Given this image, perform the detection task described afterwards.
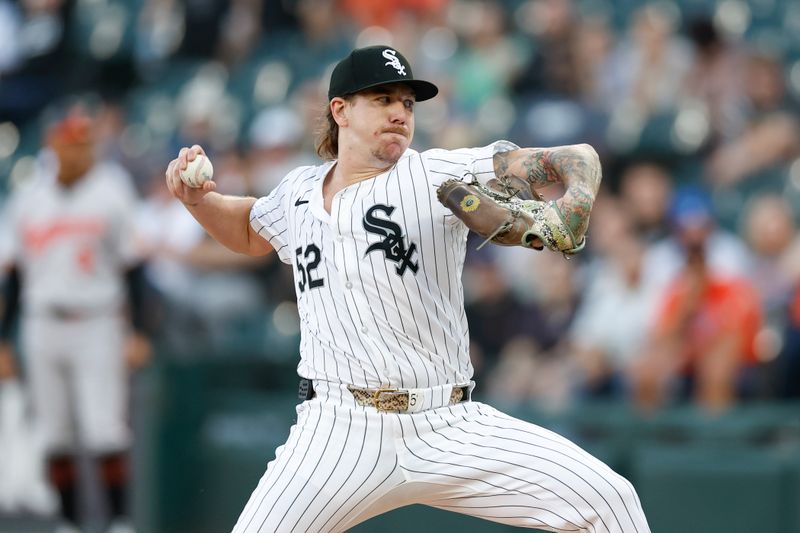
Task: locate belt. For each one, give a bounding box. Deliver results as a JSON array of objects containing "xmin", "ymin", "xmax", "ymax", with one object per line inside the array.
[
  {"xmin": 43, "ymin": 306, "xmax": 111, "ymax": 321},
  {"xmin": 348, "ymin": 384, "xmax": 471, "ymax": 412},
  {"xmin": 298, "ymin": 379, "xmax": 473, "ymax": 413}
]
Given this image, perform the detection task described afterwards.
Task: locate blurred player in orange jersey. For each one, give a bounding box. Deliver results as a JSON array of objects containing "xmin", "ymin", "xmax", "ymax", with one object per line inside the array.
[{"xmin": 0, "ymin": 106, "xmax": 150, "ymax": 533}]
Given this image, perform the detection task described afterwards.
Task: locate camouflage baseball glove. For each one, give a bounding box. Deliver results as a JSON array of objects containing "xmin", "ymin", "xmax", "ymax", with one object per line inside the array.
[{"xmin": 437, "ymin": 177, "xmax": 586, "ymax": 254}]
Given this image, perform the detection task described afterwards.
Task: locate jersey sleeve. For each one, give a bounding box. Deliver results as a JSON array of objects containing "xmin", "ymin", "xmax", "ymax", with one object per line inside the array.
[
  {"xmin": 465, "ymin": 140, "xmax": 520, "ymax": 185},
  {"xmin": 250, "ymin": 172, "xmax": 295, "ymax": 264},
  {"xmin": 424, "ymin": 140, "xmax": 520, "ymax": 187},
  {"xmin": 422, "ymin": 140, "xmax": 520, "ymax": 225}
]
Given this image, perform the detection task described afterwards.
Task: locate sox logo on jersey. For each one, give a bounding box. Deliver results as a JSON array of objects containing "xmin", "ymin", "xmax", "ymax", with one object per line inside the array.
[{"xmin": 363, "ymin": 204, "xmax": 418, "ymax": 275}]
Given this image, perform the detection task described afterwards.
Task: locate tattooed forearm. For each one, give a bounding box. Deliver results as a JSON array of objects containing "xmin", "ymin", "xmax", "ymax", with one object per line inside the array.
[
  {"xmin": 550, "ymin": 145, "xmax": 602, "ymax": 238},
  {"xmin": 493, "ymin": 143, "xmax": 602, "ymax": 239},
  {"xmin": 557, "ymin": 181, "xmax": 596, "ymax": 240},
  {"xmin": 494, "ymin": 149, "xmax": 561, "ymax": 188}
]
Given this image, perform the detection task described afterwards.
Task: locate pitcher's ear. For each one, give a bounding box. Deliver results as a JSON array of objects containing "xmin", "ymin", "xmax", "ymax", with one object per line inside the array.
[{"xmin": 331, "ymin": 97, "xmax": 349, "ymax": 127}]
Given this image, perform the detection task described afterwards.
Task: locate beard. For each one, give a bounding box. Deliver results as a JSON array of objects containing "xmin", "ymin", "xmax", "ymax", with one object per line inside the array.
[{"xmin": 371, "ymin": 146, "xmax": 403, "ymax": 165}]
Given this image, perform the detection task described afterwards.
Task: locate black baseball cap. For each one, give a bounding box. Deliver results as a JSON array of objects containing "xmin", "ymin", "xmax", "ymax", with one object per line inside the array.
[{"xmin": 328, "ymin": 46, "xmax": 439, "ymax": 102}]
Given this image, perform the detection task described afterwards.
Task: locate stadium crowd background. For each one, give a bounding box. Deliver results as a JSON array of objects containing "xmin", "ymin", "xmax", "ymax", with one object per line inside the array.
[
  {"xmin": 3, "ymin": 0, "xmax": 800, "ymax": 413},
  {"xmin": 1, "ymin": 0, "xmax": 800, "ymax": 530}
]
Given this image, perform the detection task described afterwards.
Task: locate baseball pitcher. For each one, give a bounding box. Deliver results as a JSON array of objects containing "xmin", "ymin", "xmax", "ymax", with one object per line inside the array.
[{"xmin": 166, "ymin": 46, "xmax": 651, "ymax": 533}]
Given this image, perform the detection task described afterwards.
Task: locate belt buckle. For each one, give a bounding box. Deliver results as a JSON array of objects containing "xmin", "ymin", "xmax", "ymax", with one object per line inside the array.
[
  {"xmin": 450, "ymin": 386, "xmax": 464, "ymax": 404},
  {"xmin": 373, "ymin": 387, "xmax": 407, "ymax": 412}
]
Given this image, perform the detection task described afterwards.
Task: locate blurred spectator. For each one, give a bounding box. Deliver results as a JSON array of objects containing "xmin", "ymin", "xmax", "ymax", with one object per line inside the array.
[
  {"xmin": 581, "ymin": 192, "xmax": 631, "ymax": 254},
  {"xmin": 260, "ymin": 0, "xmax": 299, "ymax": 33},
  {"xmin": 706, "ymin": 50, "xmax": 800, "ymax": 186},
  {"xmin": 451, "ymin": 0, "xmax": 527, "ymax": 114},
  {"xmin": 136, "ymin": 168, "xmax": 208, "ymax": 344},
  {"xmin": 212, "ymin": 146, "xmax": 255, "ymax": 196},
  {"xmin": 0, "ymin": 106, "xmax": 149, "ymax": 532},
  {"xmin": 741, "ymin": 194, "xmax": 800, "ymax": 325},
  {"xmin": 176, "ymin": 0, "xmax": 228, "ymax": 59},
  {"xmin": 739, "ymin": 194, "xmax": 800, "ymax": 392},
  {"xmin": 569, "ymin": 199, "xmax": 661, "ymax": 400},
  {"xmin": 137, "ymin": 167, "xmax": 269, "ymax": 352},
  {"xmin": 632, "ymin": 190, "xmax": 763, "ymax": 413},
  {"xmin": 463, "ymin": 248, "xmax": 535, "ymax": 381},
  {"xmin": 135, "ymin": 0, "xmax": 185, "ymax": 73},
  {"xmin": 572, "ymin": 14, "xmax": 615, "ymax": 109},
  {"xmin": 481, "ymin": 251, "xmax": 580, "ymax": 410},
  {"xmin": 297, "ymin": 0, "xmax": 347, "ymax": 46},
  {"xmin": 92, "ymin": 99, "xmax": 157, "ymax": 194},
  {"xmin": 512, "ymin": 0, "xmax": 582, "ymax": 99},
  {"xmin": 0, "ymin": 0, "xmax": 71, "ymax": 123},
  {"xmin": 617, "ymin": 160, "xmax": 673, "ymax": 242},
  {"xmin": 682, "ymin": 15, "xmax": 748, "ymax": 144},
  {"xmin": 511, "ymin": 0, "xmax": 606, "ymax": 147},
  {"xmin": 172, "ymin": 63, "xmax": 242, "ymax": 152},
  {"xmin": 248, "ymin": 106, "xmax": 315, "ymax": 194},
  {"xmin": 339, "ymin": 0, "xmax": 449, "ymax": 28},
  {"xmin": 287, "ymin": 0, "xmax": 352, "ymax": 79},
  {"xmin": 216, "ymin": 0, "xmax": 262, "ymax": 67},
  {"xmin": 643, "ymin": 185, "xmax": 753, "ymax": 290},
  {"xmin": 598, "ymin": 3, "xmax": 691, "ymax": 118},
  {"xmin": 289, "ymin": 77, "xmax": 335, "ymax": 155}
]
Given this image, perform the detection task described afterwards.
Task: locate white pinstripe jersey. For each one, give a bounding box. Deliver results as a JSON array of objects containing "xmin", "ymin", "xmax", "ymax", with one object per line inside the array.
[{"xmin": 251, "ymin": 141, "xmax": 517, "ymax": 389}]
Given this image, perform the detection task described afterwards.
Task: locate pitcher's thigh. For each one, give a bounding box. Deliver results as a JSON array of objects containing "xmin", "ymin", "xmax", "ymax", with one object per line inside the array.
[
  {"xmin": 232, "ymin": 402, "xmax": 403, "ymax": 533},
  {"xmin": 406, "ymin": 403, "xmax": 650, "ymax": 533}
]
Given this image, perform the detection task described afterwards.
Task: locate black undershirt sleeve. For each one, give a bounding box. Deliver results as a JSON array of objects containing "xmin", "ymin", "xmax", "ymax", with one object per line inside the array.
[
  {"xmin": 124, "ymin": 263, "xmax": 148, "ymax": 335},
  {"xmin": 0, "ymin": 265, "xmax": 21, "ymax": 341}
]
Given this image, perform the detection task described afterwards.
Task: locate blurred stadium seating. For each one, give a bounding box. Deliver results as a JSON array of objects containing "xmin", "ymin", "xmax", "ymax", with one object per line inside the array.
[{"xmin": 2, "ymin": 0, "xmax": 800, "ymax": 531}]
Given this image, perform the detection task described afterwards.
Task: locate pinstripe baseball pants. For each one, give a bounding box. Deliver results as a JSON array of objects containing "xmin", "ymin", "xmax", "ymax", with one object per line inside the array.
[{"xmin": 232, "ymin": 382, "xmax": 650, "ymax": 533}]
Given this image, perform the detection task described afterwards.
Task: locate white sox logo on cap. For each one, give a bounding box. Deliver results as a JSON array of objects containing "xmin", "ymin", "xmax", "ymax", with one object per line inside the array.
[
  {"xmin": 328, "ymin": 46, "xmax": 438, "ymax": 101},
  {"xmin": 382, "ymin": 49, "xmax": 407, "ymax": 76}
]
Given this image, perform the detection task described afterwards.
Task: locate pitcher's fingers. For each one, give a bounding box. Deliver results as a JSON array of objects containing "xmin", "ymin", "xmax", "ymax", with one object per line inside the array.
[
  {"xmin": 165, "ymin": 160, "xmax": 176, "ymax": 191},
  {"xmin": 178, "ymin": 147, "xmax": 189, "ymax": 168},
  {"xmin": 184, "ymin": 145, "xmax": 201, "ymax": 162},
  {"xmin": 202, "ymin": 180, "xmax": 216, "ymax": 192},
  {"xmin": 166, "ymin": 160, "xmax": 183, "ymax": 195},
  {"xmin": 190, "ymin": 144, "xmax": 205, "ymax": 159}
]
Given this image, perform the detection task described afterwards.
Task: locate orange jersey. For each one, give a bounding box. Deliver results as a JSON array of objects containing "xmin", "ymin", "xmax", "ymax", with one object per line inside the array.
[{"xmin": 655, "ymin": 275, "xmax": 763, "ymax": 365}]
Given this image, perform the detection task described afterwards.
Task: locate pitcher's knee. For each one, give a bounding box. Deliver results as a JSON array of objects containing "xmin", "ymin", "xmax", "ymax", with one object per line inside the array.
[{"xmin": 590, "ymin": 472, "xmax": 649, "ymax": 533}]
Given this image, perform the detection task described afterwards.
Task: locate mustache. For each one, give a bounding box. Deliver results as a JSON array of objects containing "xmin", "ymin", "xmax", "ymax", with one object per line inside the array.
[{"xmin": 382, "ymin": 127, "xmax": 408, "ymax": 137}]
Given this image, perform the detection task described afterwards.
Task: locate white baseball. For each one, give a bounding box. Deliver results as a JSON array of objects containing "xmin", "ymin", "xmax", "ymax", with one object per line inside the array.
[{"xmin": 179, "ymin": 154, "xmax": 214, "ymax": 188}]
